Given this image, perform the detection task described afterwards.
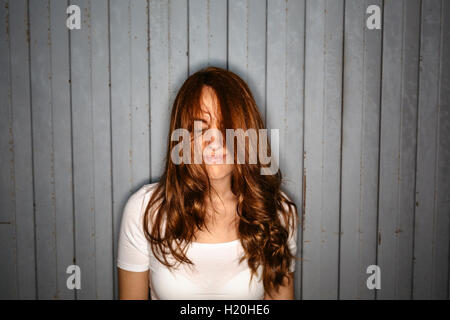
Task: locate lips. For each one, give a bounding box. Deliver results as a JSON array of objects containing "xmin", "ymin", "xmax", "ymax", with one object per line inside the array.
[{"xmin": 204, "ymin": 152, "xmax": 226, "ymax": 164}]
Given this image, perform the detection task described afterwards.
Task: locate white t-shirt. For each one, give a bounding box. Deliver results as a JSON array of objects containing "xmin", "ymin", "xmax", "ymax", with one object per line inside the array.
[{"xmin": 117, "ymin": 182, "xmax": 298, "ymax": 300}]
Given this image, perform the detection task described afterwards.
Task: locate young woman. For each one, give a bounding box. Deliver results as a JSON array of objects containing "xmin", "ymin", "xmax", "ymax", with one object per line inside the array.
[{"xmin": 117, "ymin": 66, "xmax": 299, "ymax": 300}]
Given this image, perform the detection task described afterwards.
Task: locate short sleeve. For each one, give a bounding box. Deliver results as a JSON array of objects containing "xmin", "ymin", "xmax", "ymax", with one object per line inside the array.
[
  {"xmin": 117, "ymin": 184, "xmax": 154, "ymax": 272},
  {"xmin": 287, "ymin": 214, "xmax": 298, "ymax": 273},
  {"xmin": 278, "ymin": 192, "xmax": 299, "ymax": 273}
]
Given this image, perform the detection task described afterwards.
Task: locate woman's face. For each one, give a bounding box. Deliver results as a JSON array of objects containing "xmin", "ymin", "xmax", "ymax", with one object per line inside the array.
[{"xmin": 194, "ymin": 86, "xmax": 234, "ymax": 180}]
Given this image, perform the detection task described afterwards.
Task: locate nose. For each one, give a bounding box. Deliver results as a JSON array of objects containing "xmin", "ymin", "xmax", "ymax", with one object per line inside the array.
[{"xmin": 205, "ymin": 129, "xmax": 223, "ymax": 152}]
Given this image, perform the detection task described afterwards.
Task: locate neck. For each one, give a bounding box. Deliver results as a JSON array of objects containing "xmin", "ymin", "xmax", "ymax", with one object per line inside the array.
[
  {"xmin": 208, "ymin": 174, "xmax": 233, "ymax": 200},
  {"xmin": 205, "ymin": 174, "xmax": 238, "ymax": 223}
]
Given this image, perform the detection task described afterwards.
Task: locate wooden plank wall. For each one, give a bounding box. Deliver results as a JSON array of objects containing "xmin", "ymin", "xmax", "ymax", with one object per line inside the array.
[{"xmin": 0, "ymin": 0, "xmax": 448, "ymax": 300}]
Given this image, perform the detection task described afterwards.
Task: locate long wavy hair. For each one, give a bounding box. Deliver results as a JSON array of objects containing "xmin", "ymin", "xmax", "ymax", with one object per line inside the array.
[{"xmin": 143, "ymin": 66, "xmax": 300, "ymax": 298}]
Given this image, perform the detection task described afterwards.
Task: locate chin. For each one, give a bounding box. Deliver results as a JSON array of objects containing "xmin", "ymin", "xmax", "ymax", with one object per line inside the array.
[{"xmin": 205, "ymin": 164, "xmax": 233, "ymax": 180}]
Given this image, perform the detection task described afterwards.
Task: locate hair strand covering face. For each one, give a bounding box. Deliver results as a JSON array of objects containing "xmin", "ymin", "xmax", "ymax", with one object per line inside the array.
[{"xmin": 142, "ymin": 66, "xmax": 300, "ymax": 298}]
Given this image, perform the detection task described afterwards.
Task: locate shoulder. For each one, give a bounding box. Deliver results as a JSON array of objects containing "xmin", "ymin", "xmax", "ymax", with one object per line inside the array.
[
  {"xmin": 121, "ymin": 182, "xmax": 160, "ymax": 225},
  {"xmin": 144, "ymin": 182, "xmax": 160, "ymax": 196},
  {"xmin": 117, "ymin": 183, "xmax": 161, "ymax": 270},
  {"xmin": 125, "ymin": 182, "xmax": 159, "ymax": 208}
]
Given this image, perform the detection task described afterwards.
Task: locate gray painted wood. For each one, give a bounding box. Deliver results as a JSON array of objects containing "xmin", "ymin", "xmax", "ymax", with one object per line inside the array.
[
  {"xmin": 110, "ymin": 0, "xmax": 151, "ymax": 299},
  {"xmin": 149, "ymin": 0, "xmax": 186, "ymax": 182},
  {"xmin": 0, "ymin": 0, "xmax": 18, "ymax": 300},
  {"xmin": 90, "ymin": 0, "xmax": 114, "ymax": 299},
  {"xmin": 167, "ymin": 0, "xmax": 189, "ymax": 115},
  {"xmin": 5, "ymin": 0, "xmax": 37, "ymax": 299},
  {"xmin": 0, "ymin": 0, "xmax": 449, "ymax": 300},
  {"xmin": 0, "ymin": 8, "xmax": 17, "ymax": 293},
  {"xmin": 414, "ymin": 0, "xmax": 449, "ymax": 300},
  {"xmin": 50, "ymin": 0, "xmax": 75, "ymax": 301},
  {"xmin": 228, "ymin": 0, "xmax": 267, "ymax": 122},
  {"xmin": 149, "ymin": 0, "xmax": 169, "ymax": 182},
  {"xmin": 28, "ymin": 0, "xmax": 75, "ymax": 300},
  {"xmin": 68, "ymin": 0, "xmax": 115, "ymax": 300},
  {"xmin": 29, "ymin": 0, "xmax": 57, "ymax": 299},
  {"xmin": 303, "ymin": 0, "xmax": 343, "ymax": 300},
  {"xmin": 431, "ymin": 0, "xmax": 450, "ymax": 300},
  {"xmin": 189, "ymin": 0, "xmax": 227, "ymax": 73},
  {"xmin": 340, "ymin": 0, "xmax": 383, "ymax": 300},
  {"xmin": 377, "ymin": 0, "xmax": 420, "ymax": 300},
  {"xmin": 130, "ymin": 0, "xmax": 151, "ymax": 191},
  {"xmin": 439, "ymin": 0, "xmax": 450, "ymax": 301},
  {"xmin": 266, "ymin": 0, "xmax": 304, "ymax": 300},
  {"xmin": 70, "ymin": 0, "xmax": 96, "ymax": 299},
  {"xmin": 110, "ymin": 0, "xmax": 132, "ymax": 299}
]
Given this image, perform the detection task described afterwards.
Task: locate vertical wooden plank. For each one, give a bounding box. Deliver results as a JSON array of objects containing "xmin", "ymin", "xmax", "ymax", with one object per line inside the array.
[
  {"xmin": 70, "ymin": 0, "xmax": 114, "ymax": 300},
  {"xmin": 248, "ymin": 0, "xmax": 266, "ymax": 120},
  {"xmin": 302, "ymin": 0, "xmax": 321, "ymax": 300},
  {"xmin": 149, "ymin": 0, "xmax": 169, "ymax": 181},
  {"xmin": 0, "ymin": 225, "xmax": 16, "ymax": 299},
  {"xmin": 303, "ymin": 0, "xmax": 343, "ymax": 299},
  {"xmin": 148, "ymin": 0, "xmax": 164, "ymax": 182},
  {"xmin": 7, "ymin": 0, "xmax": 36, "ymax": 299},
  {"xmin": 435, "ymin": 0, "xmax": 450, "ymax": 300},
  {"xmin": 0, "ymin": 0, "xmax": 17, "ymax": 299},
  {"xmin": 392, "ymin": 0, "xmax": 422, "ymax": 300},
  {"xmin": 130, "ymin": 0, "xmax": 150, "ymax": 188},
  {"xmin": 228, "ymin": 0, "xmax": 247, "ymax": 75},
  {"xmin": 91, "ymin": 0, "xmax": 113, "ymax": 299},
  {"xmin": 110, "ymin": 0, "xmax": 131, "ymax": 299},
  {"xmin": 111, "ymin": 0, "xmax": 151, "ymax": 299},
  {"xmin": 70, "ymin": 0, "xmax": 115, "ymax": 300},
  {"xmin": 50, "ymin": 0, "xmax": 75, "ymax": 300},
  {"xmin": 438, "ymin": 0, "xmax": 450, "ymax": 301},
  {"xmin": 320, "ymin": 0, "xmax": 344, "ymax": 300},
  {"xmin": 29, "ymin": 0, "xmax": 58, "ymax": 299},
  {"xmin": 413, "ymin": 0, "xmax": 446, "ymax": 300},
  {"xmin": 266, "ymin": 0, "xmax": 305, "ymax": 300},
  {"xmin": 188, "ymin": 0, "xmax": 207, "ymax": 71},
  {"xmin": 70, "ymin": 0, "xmax": 96, "ymax": 299},
  {"xmin": 168, "ymin": 0, "xmax": 189, "ymax": 110},
  {"xmin": 266, "ymin": 0, "xmax": 285, "ymax": 173},
  {"xmin": 189, "ymin": 0, "xmax": 227, "ymax": 73},
  {"xmin": 208, "ymin": 0, "xmax": 227, "ymax": 68},
  {"xmin": 340, "ymin": 0, "xmax": 382, "ymax": 299},
  {"xmin": 149, "ymin": 0, "xmax": 188, "ymax": 181},
  {"xmin": 228, "ymin": 0, "xmax": 266, "ymax": 122},
  {"xmin": 284, "ymin": 0, "xmax": 305, "ymax": 300},
  {"xmin": 414, "ymin": 0, "xmax": 450, "ymax": 300},
  {"xmin": 377, "ymin": 0, "xmax": 420, "ymax": 300}
]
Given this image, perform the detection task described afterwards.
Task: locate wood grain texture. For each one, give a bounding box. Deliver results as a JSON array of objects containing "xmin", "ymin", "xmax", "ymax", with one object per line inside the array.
[{"xmin": 0, "ymin": 0, "xmax": 448, "ymax": 300}]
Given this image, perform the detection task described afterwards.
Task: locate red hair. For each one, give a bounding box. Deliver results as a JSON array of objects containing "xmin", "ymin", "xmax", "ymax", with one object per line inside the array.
[{"xmin": 143, "ymin": 66, "xmax": 300, "ymax": 297}]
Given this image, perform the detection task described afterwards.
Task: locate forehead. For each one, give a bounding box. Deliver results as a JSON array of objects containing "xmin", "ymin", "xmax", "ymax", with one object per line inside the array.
[{"xmin": 197, "ymin": 86, "xmax": 221, "ymax": 121}]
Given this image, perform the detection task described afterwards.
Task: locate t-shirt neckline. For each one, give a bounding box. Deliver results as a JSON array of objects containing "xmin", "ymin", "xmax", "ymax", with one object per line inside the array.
[{"xmin": 190, "ymin": 239, "xmax": 240, "ymax": 246}]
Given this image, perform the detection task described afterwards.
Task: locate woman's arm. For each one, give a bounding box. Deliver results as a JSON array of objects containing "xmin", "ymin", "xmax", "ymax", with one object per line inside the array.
[
  {"xmin": 263, "ymin": 272, "xmax": 295, "ymax": 300},
  {"xmin": 118, "ymin": 267, "xmax": 150, "ymax": 300}
]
